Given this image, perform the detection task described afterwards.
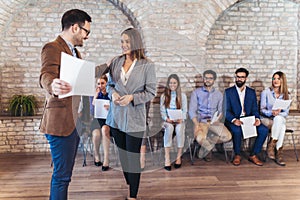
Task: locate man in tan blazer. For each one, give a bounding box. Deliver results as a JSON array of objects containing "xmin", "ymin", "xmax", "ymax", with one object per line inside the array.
[{"xmin": 39, "ymin": 9, "xmax": 92, "ymax": 200}]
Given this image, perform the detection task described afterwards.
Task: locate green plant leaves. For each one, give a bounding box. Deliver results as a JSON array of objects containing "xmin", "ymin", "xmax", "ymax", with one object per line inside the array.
[{"xmin": 8, "ymin": 95, "xmax": 37, "ymax": 116}]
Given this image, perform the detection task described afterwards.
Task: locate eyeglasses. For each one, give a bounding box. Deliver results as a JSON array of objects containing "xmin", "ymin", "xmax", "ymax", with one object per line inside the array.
[
  {"xmin": 79, "ymin": 25, "xmax": 90, "ymax": 36},
  {"xmin": 204, "ymin": 77, "xmax": 214, "ymax": 80},
  {"xmin": 235, "ymin": 75, "xmax": 246, "ymax": 79}
]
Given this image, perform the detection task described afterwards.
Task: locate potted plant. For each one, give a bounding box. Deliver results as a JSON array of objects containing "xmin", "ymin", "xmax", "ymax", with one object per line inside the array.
[{"xmin": 8, "ymin": 95, "xmax": 38, "ymax": 116}]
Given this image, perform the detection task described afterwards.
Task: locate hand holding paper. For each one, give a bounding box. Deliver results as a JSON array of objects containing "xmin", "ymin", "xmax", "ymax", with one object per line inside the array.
[
  {"xmin": 51, "ymin": 78, "xmax": 72, "ymax": 96},
  {"xmin": 94, "ymin": 99, "xmax": 110, "ymax": 119},
  {"xmin": 59, "ymin": 52, "xmax": 95, "ymax": 98},
  {"xmin": 239, "ymin": 116, "xmax": 257, "ymax": 139},
  {"xmin": 167, "ymin": 109, "xmax": 183, "ymax": 121}
]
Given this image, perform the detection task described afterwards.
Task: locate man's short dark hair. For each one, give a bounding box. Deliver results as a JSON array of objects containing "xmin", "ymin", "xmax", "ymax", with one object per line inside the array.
[
  {"xmin": 203, "ymin": 70, "xmax": 217, "ymax": 80},
  {"xmin": 235, "ymin": 67, "xmax": 249, "ymax": 77},
  {"xmin": 61, "ymin": 9, "xmax": 92, "ymax": 31}
]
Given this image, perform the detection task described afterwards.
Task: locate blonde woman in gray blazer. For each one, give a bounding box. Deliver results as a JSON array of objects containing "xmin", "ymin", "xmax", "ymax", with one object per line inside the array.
[{"xmin": 106, "ymin": 28, "xmax": 156, "ymax": 200}]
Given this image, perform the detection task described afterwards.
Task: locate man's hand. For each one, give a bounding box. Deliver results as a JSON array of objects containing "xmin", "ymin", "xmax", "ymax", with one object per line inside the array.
[
  {"xmin": 233, "ymin": 119, "xmax": 243, "ymax": 126},
  {"xmin": 51, "ymin": 78, "xmax": 72, "ymax": 95},
  {"xmin": 254, "ymin": 118, "xmax": 261, "ymax": 126}
]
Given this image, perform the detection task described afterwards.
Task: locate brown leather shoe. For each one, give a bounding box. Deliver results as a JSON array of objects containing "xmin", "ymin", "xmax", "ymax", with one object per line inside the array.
[
  {"xmin": 248, "ymin": 155, "xmax": 263, "ymax": 166},
  {"xmin": 232, "ymin": 155, "xmax": 241, "ymax": 166}
]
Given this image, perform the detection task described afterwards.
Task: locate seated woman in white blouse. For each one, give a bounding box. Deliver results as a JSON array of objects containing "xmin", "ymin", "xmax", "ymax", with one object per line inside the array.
[
  {"xmin": 160, "ymin": 74, "xmax": 187, "ymax": 171},
  {"xmin": 260, "ymin": 71, "xmax": 290, "ymax": 166}
]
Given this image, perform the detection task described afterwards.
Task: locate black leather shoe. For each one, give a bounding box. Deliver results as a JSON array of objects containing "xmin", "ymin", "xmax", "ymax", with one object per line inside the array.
[
  {"xmin": 102, "ymin": 165, "xmax": 109, "ymax": 171},
  {"xmin": 94, "ymin": 161, "xmax": 103, "ymax": 167},
  {"xmin": 164, "ymin": 166, "xmax": 171, "ymax": 171}
]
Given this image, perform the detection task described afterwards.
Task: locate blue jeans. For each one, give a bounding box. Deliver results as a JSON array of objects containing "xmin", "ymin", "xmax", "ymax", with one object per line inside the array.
[{"xmin": 45, "ymin": 129, "xmax": 80, "ymax": 200}]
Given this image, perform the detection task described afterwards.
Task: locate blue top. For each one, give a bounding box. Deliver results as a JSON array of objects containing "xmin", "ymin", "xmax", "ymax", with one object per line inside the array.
[
  {"xmin": 160, "ymin": 91, "xmax": 187, "ymax": 121},
  {"xmin": 189, "ymin": 86, "xmax": 223, "ymax": 122},
  {"xmin": 260, "ymin": 87, "xmax": 289, "ymax": 118},
  {"xmin": 89, "ymin": 92, "xmax": 110, "ymax": 117}
]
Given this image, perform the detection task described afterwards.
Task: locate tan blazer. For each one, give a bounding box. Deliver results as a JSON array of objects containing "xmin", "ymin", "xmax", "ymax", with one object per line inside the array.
[{"xmin": 39, "ymin": 36, "xmax": 81, "ymax": 136}]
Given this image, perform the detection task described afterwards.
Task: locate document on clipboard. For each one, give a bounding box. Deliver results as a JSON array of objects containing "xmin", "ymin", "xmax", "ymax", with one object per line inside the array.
[
  {"xmin": 94, "ymin": 99, "xmax": 110, "ymax": 119},
  {"xmin": 167, "ymin": 109, "xmax": 183, "ymax": 120},
  {"xmin": 240, "ymin": 116, "xmax": 257, "ymax": 139},
  {"xmin": 59, "ymin": 52, "xmax": 95, "ymax": 98},
  {"xmin": 272, "ymin": 99, "xmax": 292, "ymax": 110}
]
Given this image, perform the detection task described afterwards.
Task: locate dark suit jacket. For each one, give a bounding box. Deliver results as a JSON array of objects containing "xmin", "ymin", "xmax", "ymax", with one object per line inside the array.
[
  {"xmin": 224, "ymin": 85, "xmax": 260, "ymax": 124},
  {"xmin": 39, "ymin": 36, "xmax": 81, "ymax": 136}
]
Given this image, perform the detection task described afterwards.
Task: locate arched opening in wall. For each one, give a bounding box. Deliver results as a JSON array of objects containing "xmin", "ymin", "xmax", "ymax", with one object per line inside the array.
[{"xmin": 205, "ymin": 0, "xmax": 300, "ymax": 111}]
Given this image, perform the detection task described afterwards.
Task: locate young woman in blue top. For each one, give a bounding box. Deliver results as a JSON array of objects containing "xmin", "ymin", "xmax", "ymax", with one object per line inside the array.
[
  {"xmin": 90, "ymin": 74, "xmax": 111, "ymax": 171},
  {"xmin": 160, "ymin": 74, "xmax": 187, "ymax": 171},
  {"xmin": 260, "ymin": 71, "xmax": 290, "ymax": 166}
]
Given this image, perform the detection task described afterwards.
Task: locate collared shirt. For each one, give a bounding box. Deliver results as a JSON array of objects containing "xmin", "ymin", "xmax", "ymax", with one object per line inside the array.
[
  {"xmin": 62, "ymin": 37, "xmax": 76, "ymax": 57},
  {"xmin": 260, "ymin": 87, "xmax": 289, "ymax": 118},
  {"xmin": 188, "ymin": 86, "xmax": 223, "ymax": 123},
  {"xmin": 235, "ymin": 85, "xmax": 246, "ymax": 117}
]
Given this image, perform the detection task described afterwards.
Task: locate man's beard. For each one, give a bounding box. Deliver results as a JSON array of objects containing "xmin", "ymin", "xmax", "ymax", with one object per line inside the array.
[
  {"xmin": 236, "ymin": 80, "xmax": 246, "ymax": 88},
  {"xmin": 204, "ymin": 82, "xmax": 213, "ymax": 87}
]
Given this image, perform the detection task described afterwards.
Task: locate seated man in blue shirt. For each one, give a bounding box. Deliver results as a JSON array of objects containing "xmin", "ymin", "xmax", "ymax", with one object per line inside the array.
[{"xmin": 189, "ymin": 70, "xmax": 232, "ymax": 161}]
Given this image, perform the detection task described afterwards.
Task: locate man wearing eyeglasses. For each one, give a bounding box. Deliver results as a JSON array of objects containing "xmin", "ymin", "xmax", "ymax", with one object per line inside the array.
[
  {"xmin": 224, "ymin": 68, "xmax": 268, "ymax": 166},
  {"xmin": 39, "ymin": 9, "xmax": 92, "ymax": 200},
  {"xmin": 189, "ymin": 70, "xmax": 232, "ymax": 161}
]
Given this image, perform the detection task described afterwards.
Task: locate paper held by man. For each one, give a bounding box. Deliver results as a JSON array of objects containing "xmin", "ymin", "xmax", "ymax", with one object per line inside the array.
[
  {"xmin": 59, "ymin": 52, "xmax": 95, "ymax": 98},
  {"xmin": 240, "ymin": 116, "xmax": 257, "ymax": 139}
]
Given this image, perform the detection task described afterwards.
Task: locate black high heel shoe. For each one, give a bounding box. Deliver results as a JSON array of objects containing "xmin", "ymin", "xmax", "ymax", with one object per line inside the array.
[
  {"xmin": 94, "ymin": 161, "xmax": 103, "ymax": 167},
  {"xmin": 174, "ymin": 163, "xmax": 181, "ymax": 169},
  {"xmin": 164, "ymin": 165, "xmax": 171, "ymax": 171},
  {"xmin": 102, "ymin": 165, "xmax": 109, "ymax": 171}
]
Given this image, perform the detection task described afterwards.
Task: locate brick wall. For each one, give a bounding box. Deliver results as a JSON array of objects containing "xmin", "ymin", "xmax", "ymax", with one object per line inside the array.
[
  {"xmin": 0, "ymin": 0, "xmax": 300, "ymax": 152},
  {"xmin": 0, "ymin": 116, "xmax": 47, "ymax": 152}
]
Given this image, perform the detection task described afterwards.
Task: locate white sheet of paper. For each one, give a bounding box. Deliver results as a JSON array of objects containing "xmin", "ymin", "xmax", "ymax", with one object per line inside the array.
[
  {"xmin": 59, "ymin": 52, "xmax": 95, "ymax": 98},
  {"xmin": 94, "ymin": 99, "xmax": 110, "ymax": 119},
  {"xmin": 167, "ymin": 109, "xmax": 183, "ymax": 120},
  {"xmin": 272, "ymin": 99, "xmax": 292, "ymax": 110},
  {"xmin": 240, "ymin": 116, "xmax": 257, "ymax": 139},
  {"xmin": 211, "ymin": 111, "xmax": 219, "ymax": 124}
]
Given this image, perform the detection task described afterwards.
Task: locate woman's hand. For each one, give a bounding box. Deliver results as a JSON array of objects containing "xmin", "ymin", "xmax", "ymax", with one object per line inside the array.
[
  {"xmin": 119, "ymin": 95, "xmax": 133, "ymax": 106},
  {"xmin": 112, "ymin": 92, "xmax": 121, "ymax": 104},
  {"xmin": 272, "ymin": 109, "xmax": 281, "ymax": 116}
]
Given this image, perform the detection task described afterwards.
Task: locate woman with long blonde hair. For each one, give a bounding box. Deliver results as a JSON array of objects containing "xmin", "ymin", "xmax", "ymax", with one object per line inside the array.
[{"xmin": 260, "ymin": 71, "xmax": 290, "ymax": 166}]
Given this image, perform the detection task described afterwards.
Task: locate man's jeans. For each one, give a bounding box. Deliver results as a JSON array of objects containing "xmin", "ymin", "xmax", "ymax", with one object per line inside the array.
[{"xmin": 45, "ymin": 129, "xmax": 80, "ymax": 200}]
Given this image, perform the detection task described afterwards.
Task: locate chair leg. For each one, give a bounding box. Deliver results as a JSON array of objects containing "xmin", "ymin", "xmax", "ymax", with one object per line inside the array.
[
  {"xmin": 223, "ymin": 143, "xmax": 228, "ymax": 163},
  {"xmin": 186, "ymin": 135, "xmax": 194, "ymax": 165},
  {"xmin": 290, "ymin": 131, "xmax": 299, "ymax": 162},
  {"xmin": 112, "ymin": 137, "xmax": 119, "ymax": 166},
  {"xmin": 146, "ymin": 136, "xmax": 155, "ymax": 166}
]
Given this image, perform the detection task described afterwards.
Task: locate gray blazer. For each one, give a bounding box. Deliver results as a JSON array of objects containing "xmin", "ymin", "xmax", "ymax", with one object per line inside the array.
[{"xmin": 106, "ymin": 55, "xmax": 157, "ymax": 133}]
